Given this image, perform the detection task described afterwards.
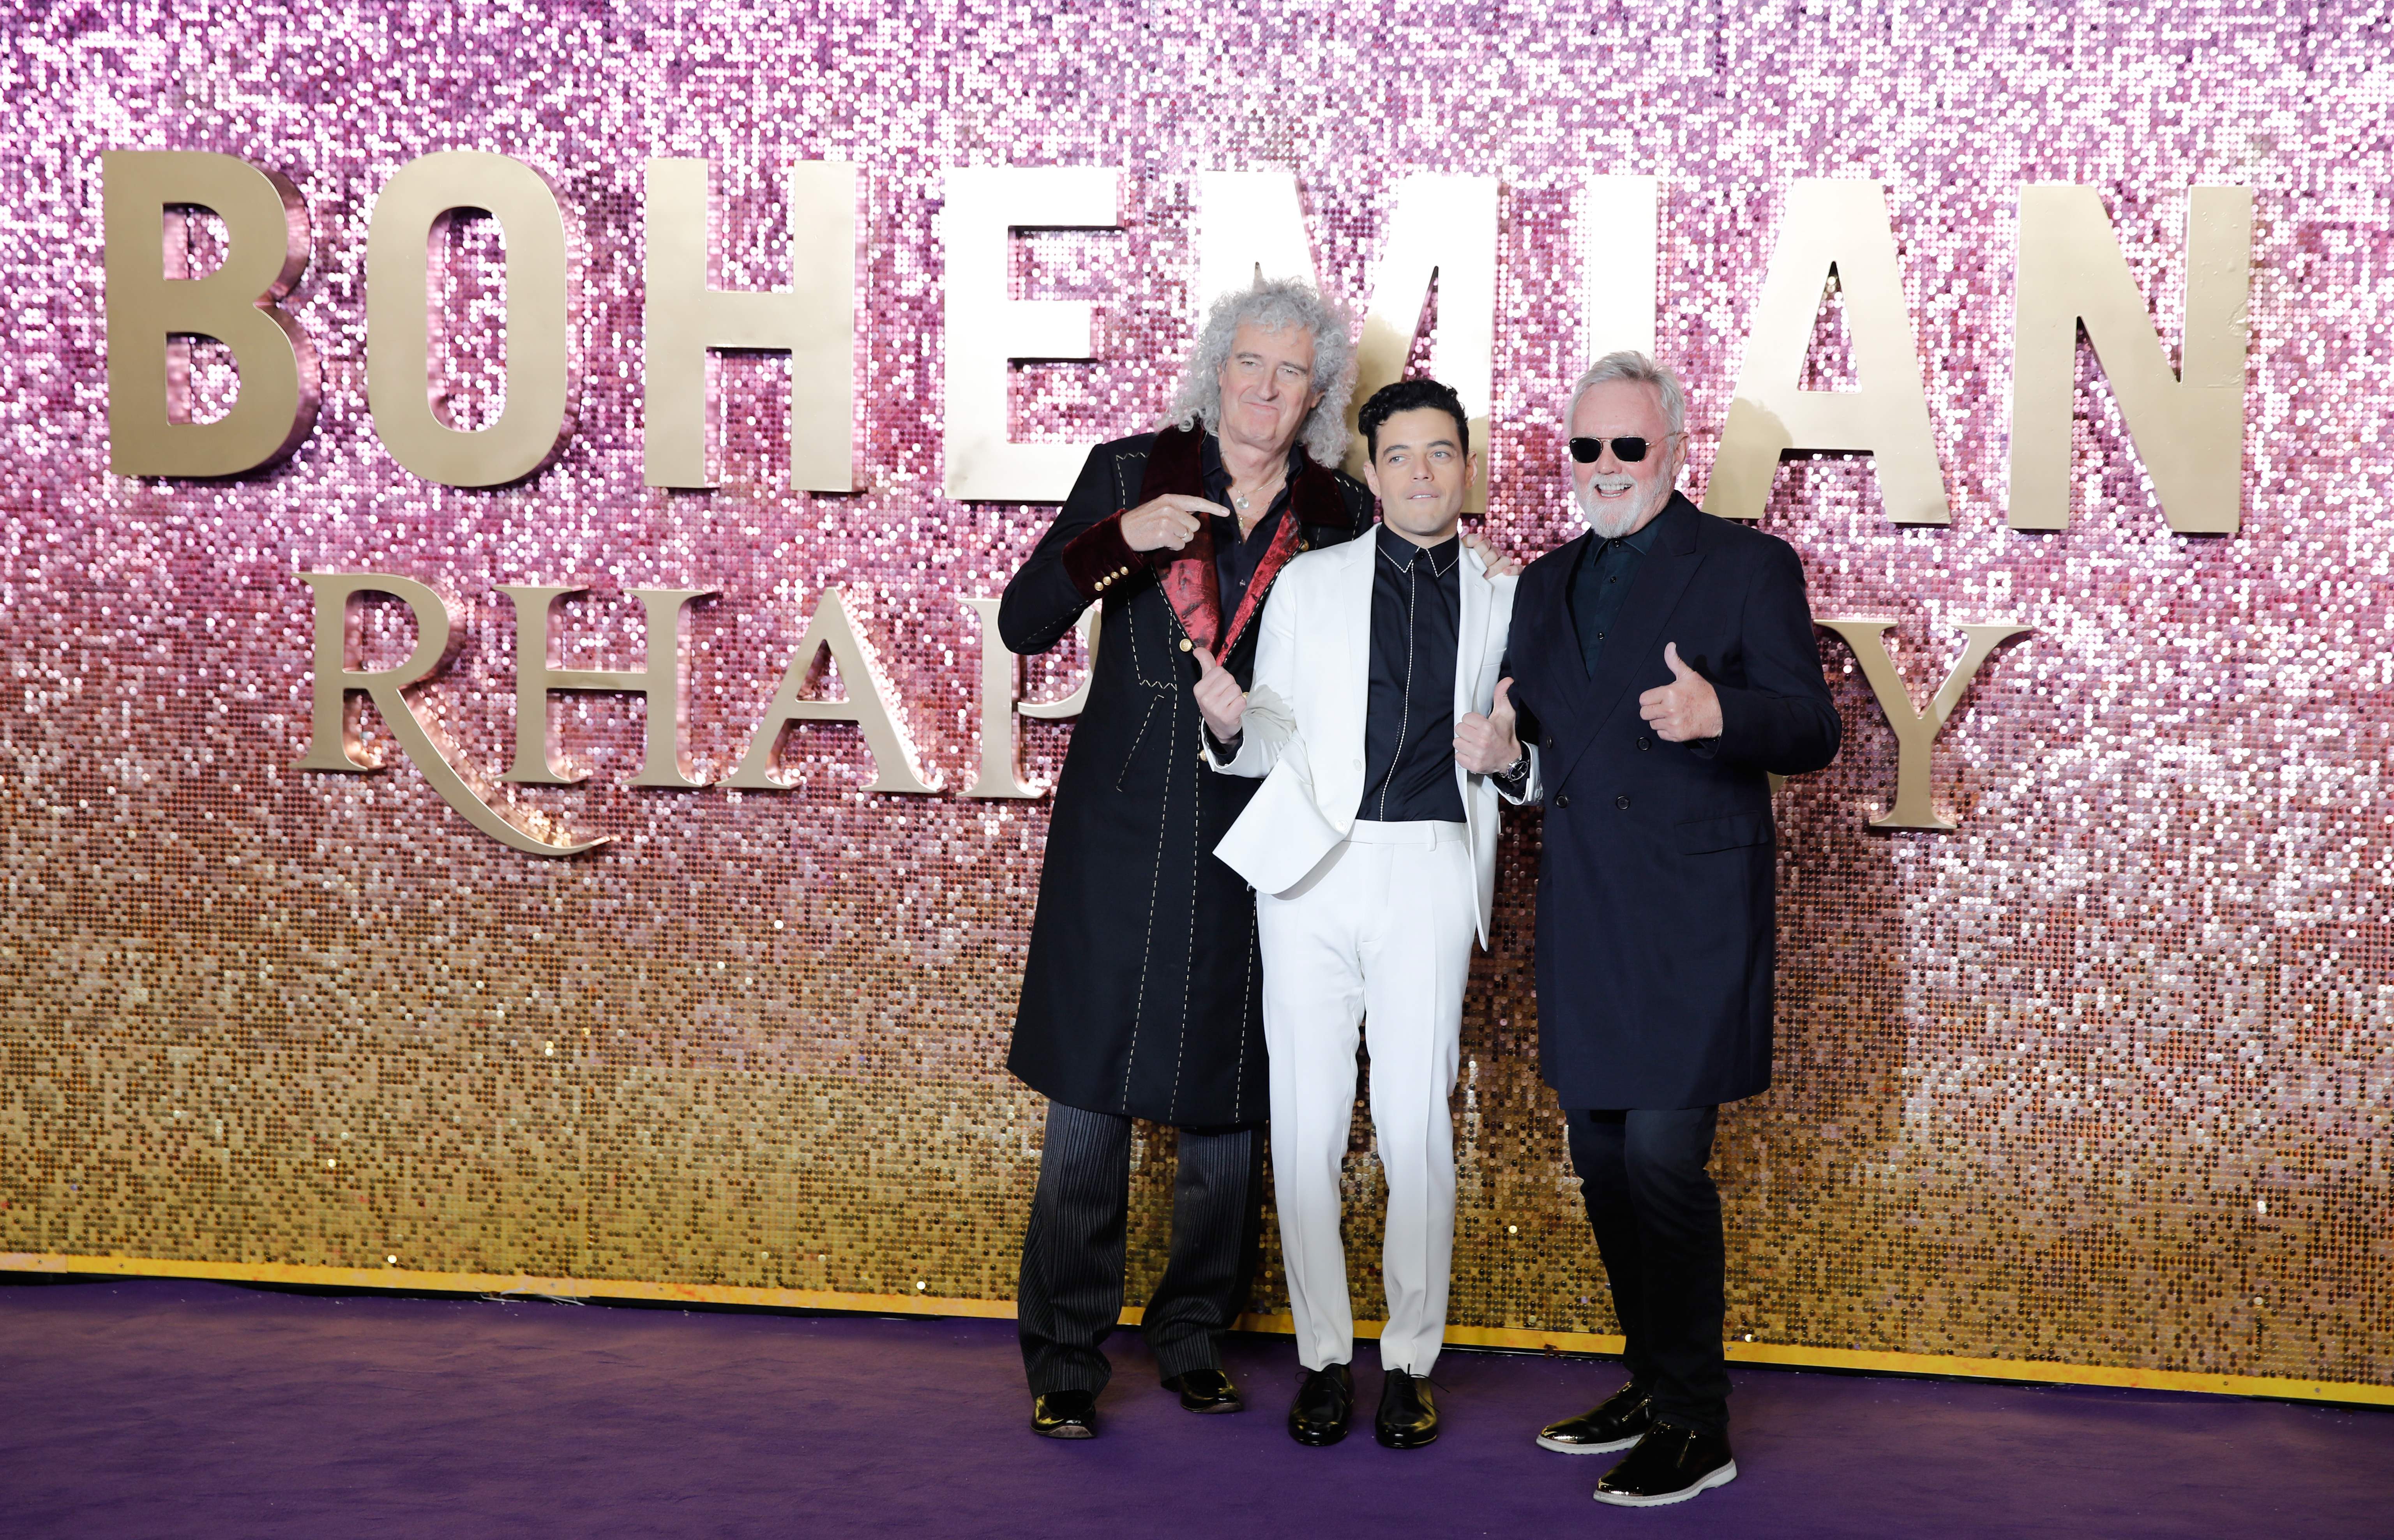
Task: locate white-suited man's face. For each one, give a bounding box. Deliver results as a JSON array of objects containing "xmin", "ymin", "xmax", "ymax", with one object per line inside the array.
[
  {"xmin": 1569, "ymin": 378, "xmax": 1683, "ymax": 540},
  {"xmin": 1363, "ymin": 406, "xmax": 1479, "ymax": 547}
]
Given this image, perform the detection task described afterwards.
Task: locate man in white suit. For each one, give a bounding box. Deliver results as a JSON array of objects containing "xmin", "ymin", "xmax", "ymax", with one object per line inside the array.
[{"xmin": 1190, "ymin": 378, "xmax": 1519, "ymax": 1451}]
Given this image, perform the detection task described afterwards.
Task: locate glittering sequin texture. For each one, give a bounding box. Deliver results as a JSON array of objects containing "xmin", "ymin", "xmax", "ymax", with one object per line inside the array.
[{"xmin": 2, "ymin": 3, "xmax": 2386, "ymax": 1388}]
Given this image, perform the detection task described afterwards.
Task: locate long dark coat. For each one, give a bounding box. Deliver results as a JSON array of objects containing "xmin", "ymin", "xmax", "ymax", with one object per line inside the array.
[
  {"xmin": 1000, "ymin": 429, "xmax": 1371, "ymax": 1127},
  {"xmin": 1506, "ymin": 493, "xmax": 1841, "ymax": 1110}
]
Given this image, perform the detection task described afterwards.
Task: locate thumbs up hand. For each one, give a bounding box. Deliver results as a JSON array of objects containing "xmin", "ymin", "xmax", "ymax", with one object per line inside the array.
[
  {"xmin": 1190, "ymin": 645, "xmax": 1248, "ymax": 744},
  {"xmin": 1638, "ymin": 642, "xmax": 1722, "ymax": 742},
  {"xmin": 1454, "ymin": 677, "xmax": 1524, "ymax": 774}
]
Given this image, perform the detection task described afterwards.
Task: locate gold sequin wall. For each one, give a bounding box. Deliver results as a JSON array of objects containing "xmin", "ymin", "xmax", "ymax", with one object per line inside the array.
[{"xmin": 3, "ymin": 4, "xmax": 2387, "ymax": 1389}]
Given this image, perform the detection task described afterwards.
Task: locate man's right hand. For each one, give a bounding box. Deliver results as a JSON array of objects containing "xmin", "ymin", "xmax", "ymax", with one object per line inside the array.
[
  {"xmin": 1454, "ymin": 678, "xmax": 1522, "ymax": 774},
  {"xmin": 1121, "ymin": 494, "xmax": 1225, "ymax": 553},
  {"xmin": 1191, "ymin": 645, "xmax": 1246, "ymax": 745}
]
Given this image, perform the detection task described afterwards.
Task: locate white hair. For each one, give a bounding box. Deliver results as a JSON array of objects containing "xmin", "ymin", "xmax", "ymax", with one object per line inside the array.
[
  {"xmin": 1568, "ymin": 350, "xmax": 1688, "ymax": 438},
  {"xmin": 1166, "ymin": 276, "xmax": 1357, "ymax": 466}
]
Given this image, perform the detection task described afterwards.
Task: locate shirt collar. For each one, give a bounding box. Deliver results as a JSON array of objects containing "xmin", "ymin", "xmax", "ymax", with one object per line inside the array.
[
  {"xmin": 1597, "ymin": 507, "xmax": 1665, "ymax": 555},
  {"xmin": 1375, "ymin": 521, "xmax": 1461, "ymax": 573}
]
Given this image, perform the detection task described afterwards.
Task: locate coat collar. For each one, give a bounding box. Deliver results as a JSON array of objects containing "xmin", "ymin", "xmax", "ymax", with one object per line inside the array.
[
  {"xmin": 1530, "ymin": 492, "xmax": 1706, "ymax": 789},
  {"xmin": 1138, "ymin": 424, "xmax": 1349, "ymax": 655}
]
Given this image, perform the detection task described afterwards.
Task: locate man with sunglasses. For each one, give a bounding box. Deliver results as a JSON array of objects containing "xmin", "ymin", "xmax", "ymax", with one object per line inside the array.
[{"xmin": 1453, "ymin": 351, "xmax": 1841, "ymax": 1506}]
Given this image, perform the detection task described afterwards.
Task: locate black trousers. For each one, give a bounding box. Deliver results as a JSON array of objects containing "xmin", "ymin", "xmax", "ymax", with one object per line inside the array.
[
  {"xmin": 1017, "ymin": 1100, "xmax": 1264, "ymax": 1396},
  {"xmin": 1565, "ymin": 1106, "xmax": 1730, "ymax": 1435}
]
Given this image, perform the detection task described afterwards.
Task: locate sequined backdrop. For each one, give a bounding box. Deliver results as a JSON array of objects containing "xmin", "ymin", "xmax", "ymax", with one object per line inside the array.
[{"xmin": 3, "ymin": 3, "xmax": 2387, "ymax": 1388}]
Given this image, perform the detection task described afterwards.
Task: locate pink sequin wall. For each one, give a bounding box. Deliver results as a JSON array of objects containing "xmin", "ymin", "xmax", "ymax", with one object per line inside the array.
[{"xmin": 2, "ymin": 2, "xmax": 2387, "ymax": 1386}]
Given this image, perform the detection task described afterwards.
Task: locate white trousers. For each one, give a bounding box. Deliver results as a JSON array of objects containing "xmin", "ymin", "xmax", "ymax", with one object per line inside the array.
[{"xmin": 1258, "ymin": 818, "xmax": 1476, "ymax": 1376}]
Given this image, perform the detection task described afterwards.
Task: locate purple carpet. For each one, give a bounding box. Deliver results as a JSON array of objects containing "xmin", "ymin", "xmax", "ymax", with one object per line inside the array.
[{"xmin": 0, "ymin": 1279, "xmax": 2386, "ymax": 1538}]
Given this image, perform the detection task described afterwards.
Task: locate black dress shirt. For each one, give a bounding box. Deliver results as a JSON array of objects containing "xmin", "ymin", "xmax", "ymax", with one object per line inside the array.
[
  {"xmin": 1199, "ymin": 435, "xmax": 1305, "ymax": 626},
  {"xmin": 1358, "ymin": 524, "xmax": 1467, "ymax": 823},
  {"xmin": 1569, "ymin": 515, "xmax": 1661, "ymax": 675}
]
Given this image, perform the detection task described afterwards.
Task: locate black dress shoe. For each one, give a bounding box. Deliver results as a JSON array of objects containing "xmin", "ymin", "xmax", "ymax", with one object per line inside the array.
[
  {"xmin": 1163, "ymin": 1367, "xmax": 1244, "ymax": 1414},
  {"xmin": 1374, "ymin": 1369, "xmax": 1439, "ymax": 1449},
  {"xmin": 1537, "ymin": 1383, "xmax": 1652, "ymax": 1454},
  {"xmin": 1592, "ymin": 1424, "xmax": 1737, "ymax": 1506},
  {"xmin": 1287, "ymin": 1364, "xmax": 1354, "ymax": 1446},
  {"xmin": 1030, "ymin": 1389, "xmax": 1097, "ymax": 1439}
]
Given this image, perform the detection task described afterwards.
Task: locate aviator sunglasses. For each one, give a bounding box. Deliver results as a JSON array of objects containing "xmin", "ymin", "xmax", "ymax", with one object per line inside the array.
[{"xmin": 1568, "ymin": 434, "xmax": 1673, "ymax": 464}]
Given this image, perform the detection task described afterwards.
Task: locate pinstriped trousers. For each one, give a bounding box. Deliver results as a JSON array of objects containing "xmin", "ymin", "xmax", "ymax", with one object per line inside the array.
[{"xmin": 1016, "ymin": 1100, "xmax": 1264, "ymax": 1396}]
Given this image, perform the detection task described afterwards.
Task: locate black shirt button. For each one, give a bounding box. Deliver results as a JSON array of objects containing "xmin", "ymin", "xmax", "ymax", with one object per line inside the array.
[
  {"xmin": 1636, "ymin": 736, "xmax": 1651, "ymax": 751},
  {"xmin": 1615, "ymin": 794, "xmax": 1632, "ymax": 810},
  {"xmin": 1544, "ymin": 735, "xmax": 1555, "ymax": 750},
  {"xmin": 1553, "ymin": 793, "xmax": 1570, "ymax": 809}
]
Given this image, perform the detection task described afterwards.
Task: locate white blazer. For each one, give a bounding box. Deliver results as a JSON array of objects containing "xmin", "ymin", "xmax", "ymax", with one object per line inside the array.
[{"xmin": 1206, "ymin": 533, "xmax": 1518, "ymax": 947}]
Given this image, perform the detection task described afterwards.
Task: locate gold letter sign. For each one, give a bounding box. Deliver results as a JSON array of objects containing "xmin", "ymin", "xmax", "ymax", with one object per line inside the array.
[
  {"xmin": 366, "ymin": 152, "xmax": 579, "ymax": 487},
  {"xmin": 2007, "ymin": 184, "xmax": 2253, "ymax": 534},
  {"xmin": 104, "ymin": 151, "xmax": 320, "ymax": 477},
  {"xmin": 643, "ymin": 159, "xmax": 858, "ymax": 493},
  {"xmin": 1705, "ymin": 179, "xmax": 1950, "ymax": 525},
  {"xmin": 942, "ymin": 166, "xmax": 1121, "ymax": 501},
  {"xmin": 727, "ymin": 588, "xmax": 938, "ymax": 794},
  {"xmin": 499, "ymin": 586, "xmax": 713, "ymax": 789},
  {"xmin": 959, "ymin": 597, "xmax": 1097, "ymax": 798},
  {"xmin": 1817, "ymin": 619, "xmax": 2031, "ymax": 831},
  {"xmin": 296, "ymin": 573, "xmax": 603, "ymax": 855}
]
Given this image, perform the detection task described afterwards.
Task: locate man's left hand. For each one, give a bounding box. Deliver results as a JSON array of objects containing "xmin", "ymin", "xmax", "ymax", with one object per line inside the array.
[{"xmin": 1638, "ymin": 642, "xmax": 1721, "ymax": 742}]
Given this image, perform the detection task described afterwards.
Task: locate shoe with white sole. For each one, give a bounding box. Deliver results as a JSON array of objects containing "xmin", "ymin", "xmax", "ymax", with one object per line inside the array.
[
  {"xmin": 1536, "ymin": 1383, "xmax": 1651, "ymax": 1454},
  {"xmin": 1591, "ymin": 1423, "xmax": 1737, "ymax": 1507}
]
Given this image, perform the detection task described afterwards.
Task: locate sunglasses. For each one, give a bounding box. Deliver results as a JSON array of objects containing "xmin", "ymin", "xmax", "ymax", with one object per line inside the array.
[{"xmin": 1568, "ymin": 435, "xmax": 1670, "ymax": 464}]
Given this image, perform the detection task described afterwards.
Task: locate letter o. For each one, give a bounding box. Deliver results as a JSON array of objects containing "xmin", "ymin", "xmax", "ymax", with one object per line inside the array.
[{"xmin": 366, "ymin": 151, "xmax": 577, "ymax": 487}]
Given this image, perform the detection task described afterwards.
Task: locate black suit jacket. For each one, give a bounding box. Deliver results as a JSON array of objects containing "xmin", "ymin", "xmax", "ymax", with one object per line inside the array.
[
  {"xmin": 999, "ymin": 433, "xmax": 1370, "ymax": 1126},
  {"xmin": 1506, "ymin": 493, "xmax": 1840, "ymax": 1110}
]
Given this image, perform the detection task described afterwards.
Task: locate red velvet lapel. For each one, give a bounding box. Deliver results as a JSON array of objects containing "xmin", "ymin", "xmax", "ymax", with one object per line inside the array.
[
  {"xmin": 1137, "ymin": 426, "xmax": 1223, "ymax": 652},
  {"xmin": 1137, "ymin": 425, "xmax": 1349, "ymax": 656}
]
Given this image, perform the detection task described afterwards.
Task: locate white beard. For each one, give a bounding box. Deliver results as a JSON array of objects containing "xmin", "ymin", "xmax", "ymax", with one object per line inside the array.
[{"xmin": 1575, "ymin": 474, "xmax": 1667, "ymax": 539}]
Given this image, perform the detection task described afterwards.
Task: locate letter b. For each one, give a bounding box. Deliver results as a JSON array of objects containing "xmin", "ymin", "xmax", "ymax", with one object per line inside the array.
[{"xmin": 104, "ymin": 151, "xmax": 321, "ymax": 477}]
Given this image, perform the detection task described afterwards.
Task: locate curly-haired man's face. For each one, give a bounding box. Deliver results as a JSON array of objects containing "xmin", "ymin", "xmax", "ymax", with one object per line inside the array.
[{"xmin": 1215, "ymin": 321, "xmax": 1324, "ymax": 460}]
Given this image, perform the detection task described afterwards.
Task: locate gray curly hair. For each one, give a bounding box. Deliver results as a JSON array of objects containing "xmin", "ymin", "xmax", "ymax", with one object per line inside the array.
[{"xmin": 1166, "ymin": 276, "xmax": 1357, "ymax": 467}]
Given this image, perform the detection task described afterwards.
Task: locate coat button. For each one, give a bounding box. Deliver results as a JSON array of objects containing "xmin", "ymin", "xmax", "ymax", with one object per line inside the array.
[
  {"xmin": 1615, "ymin": 794, "xmax": 1631, "ymax": 810},
  {"xmin": 1544, "ymin": 735, "xmax": 1556, "ymax": 749},
  {"xmin": 1553, "ymin": 793, "xmax": 1570, "ymax": 809},
  {"xmin": 1636, "ymin": 736, "xmax": 1651, "ymax": 751},
  {"xmin": 1179, "ymin": 639, "xmax": 1192, "ymax": 652}
]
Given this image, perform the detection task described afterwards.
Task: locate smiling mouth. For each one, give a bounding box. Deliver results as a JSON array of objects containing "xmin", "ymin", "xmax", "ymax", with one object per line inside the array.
[{"xmin": 1589, "ymin": 475, "xmax": 1638, "ymax": 497}]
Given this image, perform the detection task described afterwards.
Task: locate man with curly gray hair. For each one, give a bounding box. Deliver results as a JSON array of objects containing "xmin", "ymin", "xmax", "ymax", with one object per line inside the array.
[{"xmin": 996, "ymin": 276, "xmax": 1374, "ymax": 1439}]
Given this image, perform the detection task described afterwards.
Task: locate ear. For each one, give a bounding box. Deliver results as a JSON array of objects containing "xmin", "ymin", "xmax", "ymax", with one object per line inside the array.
[
  {"xmin": 1467, "ymin": 450, "xmax": 1485, "ymax": 490},
  {"xmin": 1361, "ymin": 455, "xmax": 1385, "ymax": 500}
]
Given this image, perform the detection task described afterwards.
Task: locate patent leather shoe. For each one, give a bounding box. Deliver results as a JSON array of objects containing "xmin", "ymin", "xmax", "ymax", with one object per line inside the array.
[
  {"xmin": 1287, "ymin": 1363, "xmax": 1354, "ymax": 1446},
  {"xmin": 1374, "ymin": 1369, "xmax": 1439, "ymax": 1448},
  {"xmin": 1030, "ymin": 1389, "xmax": 1097, "ymax": 1439},
  {"xmin": 1537, "ymin": 1383, "xmax": 1652, "ymax": 1454},
  {"xmin": 1163, "ymin": 1367, "xmax": 1244, "ymax": 1413},
  {"xmin": 1592, "ymin": 1424, "xmax": 1737, "ymax": 1506}
]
